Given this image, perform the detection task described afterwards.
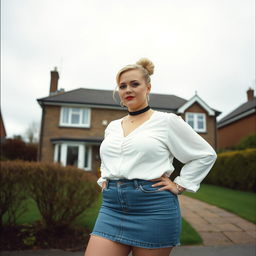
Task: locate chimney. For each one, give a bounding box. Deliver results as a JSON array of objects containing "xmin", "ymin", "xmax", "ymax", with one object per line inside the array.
[
  {"xmin": 49, "ymin": 67, "xmax": 59, "ymax": 95},
  {"xmin": 247, "ymin": 88, "xmax": 254, "ymax": 101}
]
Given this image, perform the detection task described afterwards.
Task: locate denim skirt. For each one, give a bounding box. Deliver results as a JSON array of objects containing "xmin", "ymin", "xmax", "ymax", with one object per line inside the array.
[{"xmin": 91, "ymin": 179, "xmax": 182, "ymax": 249}]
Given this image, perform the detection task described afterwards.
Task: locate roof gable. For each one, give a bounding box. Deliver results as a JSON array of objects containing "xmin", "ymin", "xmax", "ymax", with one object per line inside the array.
[{"xmin": 177, "ymin": 94, "xmax": 216, "ymax": 116}]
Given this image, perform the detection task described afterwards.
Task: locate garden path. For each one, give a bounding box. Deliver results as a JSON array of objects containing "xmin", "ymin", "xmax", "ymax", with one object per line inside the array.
[{"xmin": 179, "ymin": 195, "xmax": 256, "ymax": 246}]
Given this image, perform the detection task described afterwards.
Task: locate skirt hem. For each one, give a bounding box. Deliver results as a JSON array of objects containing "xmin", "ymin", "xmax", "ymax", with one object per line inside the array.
[{"xmin": 90, "ymin": 231, "xmax": 181, "ymax": 249}]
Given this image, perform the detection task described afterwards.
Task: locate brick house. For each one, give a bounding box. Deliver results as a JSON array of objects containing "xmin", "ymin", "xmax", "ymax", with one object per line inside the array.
[
  {"xmin": 37, "ymin": 69, "xmax": 221, "ymax": 176},
  {"xmin": 217, "ymin": 88, "xmax": 256, "ymax": 150}
]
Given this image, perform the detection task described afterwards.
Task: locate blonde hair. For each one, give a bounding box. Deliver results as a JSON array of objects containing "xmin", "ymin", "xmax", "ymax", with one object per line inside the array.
[
  {"xmin": 113, "ymin": 58, "xmax": 155, "ymax": 103},
  {"xmin": 116, "ymin": 58, "xmax": 155, "ymax": 84}
]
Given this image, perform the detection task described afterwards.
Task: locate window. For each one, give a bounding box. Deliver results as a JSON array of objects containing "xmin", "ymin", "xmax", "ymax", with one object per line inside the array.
[
  {"xmin": 60, "ymin": 107, "xmax": 91, "ymax": 128},
  {"xmin": 54, "ymin": 143, "xmax": 92, "ymax": 171},
  {"xmin": 185, "ymin": 112, "xmax": 206, "ymax": 133}
]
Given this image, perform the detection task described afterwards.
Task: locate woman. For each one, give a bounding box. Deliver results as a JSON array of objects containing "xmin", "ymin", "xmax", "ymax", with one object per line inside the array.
[{"xmin": 85, "ymin": 58, "xmax": 217, "ymax": 256}]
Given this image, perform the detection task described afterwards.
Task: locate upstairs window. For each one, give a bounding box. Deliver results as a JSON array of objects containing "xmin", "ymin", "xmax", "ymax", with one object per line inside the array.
[
  {"xmin": 185, "ymin": 112, "xmax": 206, "ymax": 133},
  {"xmin": 60, "ymin": 107, "xmax": 91, "ymax": 128}
]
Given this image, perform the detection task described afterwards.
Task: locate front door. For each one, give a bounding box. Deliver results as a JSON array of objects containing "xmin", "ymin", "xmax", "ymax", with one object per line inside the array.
[{"xmin": 66, "ymin": 145, "xmax": 79, "ymax": 167}]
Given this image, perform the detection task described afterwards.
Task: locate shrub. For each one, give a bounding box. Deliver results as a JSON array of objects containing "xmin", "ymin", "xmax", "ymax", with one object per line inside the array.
[
  {"xmin": 0, "ymin": 161, "xmax": 99, "ymax": 229},
  {"xmin": 235, "ymin": 133, "xmax": 256, "ymax": 150},
  {"xmin": 204, "ymin": 149, "xmax": 256, "ymax": 191},
  {"xmin": 27, "ymin": 162, "xmax": 99, "ymax": 229},
  {"xmin": 22, "ymin": 143, "xmax": 38, "ymax": 161},
  {"xmin": 0, "ymin": 138, "xmax": 38, "ymax": 161},
  {"xmin": 0, "ymin": 161, "xmax": 29, "ymax": 227}
]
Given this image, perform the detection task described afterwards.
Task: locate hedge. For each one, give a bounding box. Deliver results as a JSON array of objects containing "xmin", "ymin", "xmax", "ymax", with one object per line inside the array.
[
  {"xmin": 235, "ymin": 133, "xmax": 256, "ymax": 150},
  {"xmin": 0, "ymin": 161, "xmax": 99, "ymax": 228},
  {"xmin": 204, "ymin": 149, "xmax": 256, "ymax": 191},
  {"xmin": 0, "ymin": 139, "xmax": 37, "ymax": 161},
  {"xmin": 0, "ymin": 161, "xmax": 28, "ymax": 226}
]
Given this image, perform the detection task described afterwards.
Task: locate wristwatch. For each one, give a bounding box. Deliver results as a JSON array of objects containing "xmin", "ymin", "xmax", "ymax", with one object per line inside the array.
[{"xmin": 175, "ymin": 183, "xmax": 185, "ymax": 195}]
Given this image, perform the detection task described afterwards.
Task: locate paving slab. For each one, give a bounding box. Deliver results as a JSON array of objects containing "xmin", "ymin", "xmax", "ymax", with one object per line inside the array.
[
  {"xmin": 198, "ymin": 232, "xmax": 233, "ymax": 246},
  {"xmin": 224, "ymin": 231, "xmax": 256, "ymax": 244}
]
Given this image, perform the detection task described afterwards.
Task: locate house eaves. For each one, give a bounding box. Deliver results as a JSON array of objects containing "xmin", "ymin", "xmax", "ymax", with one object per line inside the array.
[
  {"xmin": 218, "ymin": 97, "xmax": 256, "ymax": 128},
  {"xmin": 37, "ymin": 88, "xmax": 188, "ymax": 112}
]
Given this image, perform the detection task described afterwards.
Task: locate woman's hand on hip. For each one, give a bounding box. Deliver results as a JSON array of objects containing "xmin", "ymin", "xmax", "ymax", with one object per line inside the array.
[
  {"xmin": 150, "ymin": 176, "xmax": 185, "ymax": 195},
  {"xmin": 101, "ymin": 181, "xmax": 107, "ymax": 192}
]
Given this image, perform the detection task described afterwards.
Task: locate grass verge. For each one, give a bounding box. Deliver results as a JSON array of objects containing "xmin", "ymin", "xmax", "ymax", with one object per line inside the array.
[
  {"xmin": 181, "ymin": 218, "xmax": 202, "ymax": 245},
  {"xmin": 184, "ymin": 183, "xmax": 256, "ymax": 224}
]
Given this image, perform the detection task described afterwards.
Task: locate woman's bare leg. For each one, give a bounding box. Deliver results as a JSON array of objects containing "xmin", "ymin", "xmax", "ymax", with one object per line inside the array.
[
  {"xmin": 84, "ymin": 235, "xmax": 131, "ymax": 256},
  {"xmin": 132, "ymin": 246, "xmax": 173, "ymax": 256}
]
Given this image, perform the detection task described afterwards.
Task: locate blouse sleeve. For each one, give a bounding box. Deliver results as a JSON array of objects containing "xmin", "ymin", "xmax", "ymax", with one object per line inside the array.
[
  {"xmin": 165, "ymin": 113, "xmax": 217, "ymax": 193},
  {"xmin": 97, "ymin": 122, "xmax": 112, "ymax": 187},
  {"xmin": 97, "ymin": 170, "xmax": 107, "ymax": 187}
]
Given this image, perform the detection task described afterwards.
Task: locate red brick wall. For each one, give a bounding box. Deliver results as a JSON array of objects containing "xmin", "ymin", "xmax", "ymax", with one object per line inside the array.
[
  {"xmin": 218, "ymin": 113, "xmax": 256, "ymax": 149},
  {"xmin": 181, "ymin": 102, "xmax": 217, "ymax": 149}
]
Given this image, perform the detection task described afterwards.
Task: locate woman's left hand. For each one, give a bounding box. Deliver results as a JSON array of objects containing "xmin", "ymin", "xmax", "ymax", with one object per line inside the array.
[{"xmin": 150, "ymin": 176, "xmax": 185, "ymax": 195}]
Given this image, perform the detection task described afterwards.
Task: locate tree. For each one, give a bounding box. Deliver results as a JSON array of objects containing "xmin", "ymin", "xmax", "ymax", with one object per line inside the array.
[
  {"xmin": 25, "ymin": 121, "xmax": 39, "ymax": 143},
  {"xmin": 13, "ymin": 135, "xmax": 23, "ymax": 140}
]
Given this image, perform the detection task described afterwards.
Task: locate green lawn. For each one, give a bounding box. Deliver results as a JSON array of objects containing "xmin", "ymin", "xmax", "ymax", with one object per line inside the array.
[
  {"xmin": 184, "ymin": 183, "xmax": 256, "ymax": 224},
  {"xmin": 3, "ymin": 198, "xmax": 41, "ymax": 225},
  {"xmin": 181, "ymin": 218, "xmax": 202, "ymax": 245},
  {"xmin": 74, "ymin": 195, "xmax": 102, "ymax": 230}
]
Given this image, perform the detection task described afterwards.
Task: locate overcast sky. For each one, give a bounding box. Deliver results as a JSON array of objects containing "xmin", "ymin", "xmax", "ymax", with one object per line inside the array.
[{"xmin": 1, "ymin": 0, "xmax": 255, "ymax": 139}]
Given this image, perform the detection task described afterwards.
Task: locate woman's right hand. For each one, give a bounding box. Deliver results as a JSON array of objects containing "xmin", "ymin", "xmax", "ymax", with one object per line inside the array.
[{"xmin": 102, "ymin": 181, "xmax": 107, "ymax": 192}]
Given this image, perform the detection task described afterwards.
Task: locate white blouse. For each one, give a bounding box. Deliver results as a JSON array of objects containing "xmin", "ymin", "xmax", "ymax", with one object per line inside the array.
[{"xmin": 97, "ymin": 111, "xmax": 217, "ymax": 193}]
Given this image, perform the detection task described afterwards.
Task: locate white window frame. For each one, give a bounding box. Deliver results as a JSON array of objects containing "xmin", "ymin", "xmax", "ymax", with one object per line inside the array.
[
  {"xmin": 59, "ymin": 107, "xmax": 91, "ymax": 128},
  {"xmin": 54, "ymin": 142, "xmax": 92, "ymax": 171},
  {"xmin": 185, "ymin": 112, "xmax": 207, "ymax": 133}
]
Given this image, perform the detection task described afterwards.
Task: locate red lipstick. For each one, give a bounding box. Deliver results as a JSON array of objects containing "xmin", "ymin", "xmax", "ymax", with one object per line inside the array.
[{"xmin": 125, "ymin": 96, "xmax": 134, "ymax": 101}]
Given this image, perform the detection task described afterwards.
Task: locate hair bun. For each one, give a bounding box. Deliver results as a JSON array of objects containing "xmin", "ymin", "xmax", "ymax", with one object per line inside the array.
[{"xmin": 136, "ymin": 58, "xmax": 154, "ymax": 76}]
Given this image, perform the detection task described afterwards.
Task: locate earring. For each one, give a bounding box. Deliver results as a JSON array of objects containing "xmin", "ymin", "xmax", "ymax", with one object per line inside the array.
[
  {"xmin": 147, "ymin": 95, "xmax": 150, "ymax": 103},
  {"xmin": 120, "ymin": 101, "xmax": 125, "ymax": 107}
]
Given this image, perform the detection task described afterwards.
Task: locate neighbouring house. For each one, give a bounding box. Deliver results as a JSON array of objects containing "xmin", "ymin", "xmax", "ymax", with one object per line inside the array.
[
  {"xmin": 217, "ymin": 88, "xmax": 256, "ymax": 150},
  {"xmin": 37, "ymin": 69, "xmax": 221, "ymax": 176},
  {"xmin": 0, "ymin": 109, "xmax": 7, "ymax": 143}
]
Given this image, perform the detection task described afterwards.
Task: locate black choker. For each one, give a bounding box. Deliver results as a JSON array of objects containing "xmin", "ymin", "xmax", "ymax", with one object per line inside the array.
[{"xmin": 128, "ymin": 106, "xmax": 150, "ymax": 116}]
